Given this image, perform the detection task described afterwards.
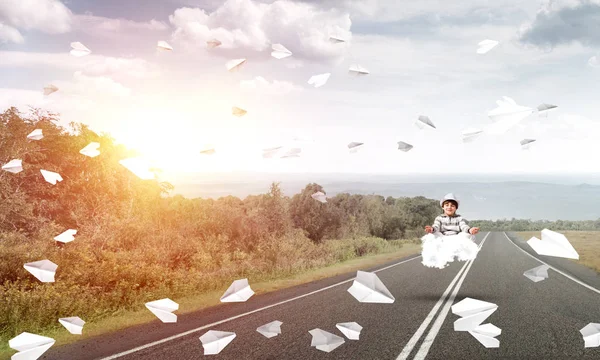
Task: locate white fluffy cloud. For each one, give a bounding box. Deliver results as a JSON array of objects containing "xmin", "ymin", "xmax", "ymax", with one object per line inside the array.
[
  {"xmin": 73, "ymin": 13, "xmax": 169, "ymax": 37},
  {"xmin": 169, "ymin": 0, "xmax": 352, "ymax": 62},
  {"xmin": 0, "ymin": 22, "xmax": 24, "ymax": 44},
  {"xmin": 0, "ymin": 0, "xmax": 72, "ymax": 35},
  {"xmin": 65, "ymin": 71, "xmax": 132, "ymax": 97}
]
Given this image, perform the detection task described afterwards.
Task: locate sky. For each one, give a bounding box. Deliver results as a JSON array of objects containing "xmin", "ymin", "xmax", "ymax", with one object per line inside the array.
[{"xmin": 2, "ymin": 0, "xmax": 600, "ymax": 180}]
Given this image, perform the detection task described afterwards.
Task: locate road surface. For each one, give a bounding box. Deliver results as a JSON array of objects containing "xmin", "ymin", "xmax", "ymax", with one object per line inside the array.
[{"xmin": 40, "ymin": 232, "xmax": 600, "ymax": 359}]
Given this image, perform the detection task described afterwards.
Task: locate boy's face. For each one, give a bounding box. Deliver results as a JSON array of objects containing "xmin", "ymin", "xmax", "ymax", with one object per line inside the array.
[{"xmin": 442, "ymin": 201, "xmax": 457, "ymax": 216}]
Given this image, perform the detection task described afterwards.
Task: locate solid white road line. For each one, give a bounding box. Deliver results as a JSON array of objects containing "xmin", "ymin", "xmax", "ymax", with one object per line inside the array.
[
  {"xmin": 503, "ymin": 231, "xmax": 600, "ymax": 296},
  {"xmin": 397, "ymin": 232, "xmax": 490, "ymax": 360},
  {"xmin": 99, "ymin": 254, "xmax": 423, "ymax": 359},
  {"xmin": 412, "ymin": 232, "xmax": 490, "ymax": 360}
]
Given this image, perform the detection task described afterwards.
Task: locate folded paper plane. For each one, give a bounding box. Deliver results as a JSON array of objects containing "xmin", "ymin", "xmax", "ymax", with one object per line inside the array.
[
  {"xmin": 349, "ymin": 64, "xmax": 369, "ymax": 76},
  {"xmin": 27, "ymin": 129, "xmax": 43, "ymax": 141},
  {"xmin": 281, "ymin": 148, "xmax": 301, "ymax": 158},
  {"xmin": 40, "ymin": 170, "xmax": 63, "ymax": 185},
  {"xmin": 226, "ymin": 58, "xmax": 246, "ymax": 72},
  {"xmin": 220, "ymin": 278, "xmax": 255, "ymax": 302},
  {"xmin": 119, "ymin": 158, "xmax": 155, "ymax": 180},
  {"xmin": 477, "ymin": 39, "xmax": 499, "ymax": 54},
  {"xmin": 256, "ymin": 320, "xmax": 283, "ymax": 338},
  {"xmin": 145, "ymin": 298, "xmax": 179, "ymax": 323},
  {"xmin": 200, "ymin": 147, "xmax": 216, "ymax": 155},
  {"xmin": 271, "ymin": 44, "xmax": 292, "ymax": 59},
  {"xmin": 416, "ymin": 115, "xmax": 436, "ymax": 129},
  {"xmin": 462, "ymin": 128, "xmax": 483, "ymax": 142},
  {"xmin": 527, "ymin": 229, "xmax": 579, "ymax": 259},
  {"xmin": 520, "ymin": 139, "xmax": 536, "ymax": 149},
  {"xmin": 309, "ymin": 329, "xmax": 345, "ymax": 353},
  {"xmin": 397, "ymin": 141, "xmax": 413, "ymax": 152},
  {"xmin": 262, "ymin": 146, "xmax": 283, "ymax": 158},
  {"xmin": 580, "ymin": 323, "xmax": 600, "ymax": 348},
  {"xmin": 308, "ymin": 73, "xmax": 331, "ymax": 88},
  {"xmin": 452, "ymin": 297, "xmax": 501, "ymax": 348},
  {"xmin": 486, "ymin": 96, "xmax": 533, "ymax": 134},
  {"xmin": 43, "ymin": 85, "xmax": 58, "ymax": 96},
  {"xmin": 348, "ymin": 142, "xmax": 364, "ymax": 153},
  {"xmin": 207, "ymin": 39, "xmax": 222, "ymax": 49},
  {"xmin": 80, "ymin": 142, "xmax": 100, "ymax": 158},
  {"xmin": 336, "ymin": 322, "xmax": 363, "ymax": 340},
  {"xmin": 199, "ymin": 330, "xmax": 236, "ymax": 355},
  {"xmin": 311, "ymin": 191, "xmax": 327, "ymax": 203},
  {"xmin": 347, "ymin": 270, "xmax": 395, "ymax": 303},
  {"xmin": 2, "ymin": 159, "xmax": 23, "ymax": 173},
  {"xmin": 24, "ymin": 259, "xmax": 58, "ymax": 283},
  {"xmin": 9, "ymin": 332, "xmax": 55, "ymax": 360},
  {"xmin": 523, "ymin": 264, "xmax": 550, "ymax": 282},
  {"xmin": 157, "ymin": 41, "xmax": 172, "ymax": 51},
  {"xmin": 329, "ymin": 35, "xmax": 345, "ymax": 43},
  {"xmin": 70, "ymin": 42, "xmax": 91, "ymax": 57},
  {"xmin": 54, "ymin": 229, "xmax": 77, "ymax": 244},
  {"xmin": 58, "ymin": 317, "xmax": 85, "ymax": 335},
  {"xmin": 537, "ymin": 103, "xmax": 557, "ymax": 112},
  {"xmin": 232, "ymin": 107, "xmax": 247, "ymax": 117}
]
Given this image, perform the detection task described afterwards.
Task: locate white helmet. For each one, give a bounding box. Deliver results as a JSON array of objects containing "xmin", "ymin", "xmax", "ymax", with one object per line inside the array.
[{"xmin": 440, "ymin": 193, "xmax": 460, "ymax": 208}]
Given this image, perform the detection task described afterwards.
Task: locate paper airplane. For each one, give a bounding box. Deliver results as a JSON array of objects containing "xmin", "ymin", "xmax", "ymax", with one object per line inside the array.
[
  {"xmin": 416, "ymin": 115, "xmax": 436, "ymax": 129},
  {"xmin": 537, "ymin": 103, "xmax": 557, "ymax": 112},
  {"xmin": 271, "ymin": 43, "xmax": 292, "ymax": 59},
  {"xmin": 27, "ymin": 129, "xmax": 43, "ymax": 141},
  {"xmin": 281, "ymin": 148, "xmax": 301, "ymax": 158},
  {"xmin": 207, "ymin": 39, "xmax": 221, "ymax": 49},
  {"xmin": 311, "ymin": 191, "xmax": 327, "ymax": 203},
  {"xmin": 9, "ymin": 332, "xmax": 55, "ymax": 360},
  {"xmin": 256, "ymin": 320, "xmax": 283, "ymax": 338},
  {"xmin": 336, "ymin": 322, "xmax": 363, "ymax": 340},
  {"xmin": 157, "ymin": 41, "xmax": 172, "ymax": 51},
  {"xmin": 70, "ymin": 42, "xmax": 91, "ymax": 57},
  {"xmin": 226, "ymin": 58, "xmax": 246, "ymax": 72},
  {"xmin": 199, "ymin": 330, "xmax": 236, "ymax": 355},
  {"xmin": 349, "ymin": 64, "xmax": 369, "ymax": 76},
  {"xmin": 119, "ymin": 158, "xmax": 155, "ymax": 180},
  {"xmin": 58, "ymin": 317, "xmax": 85, "ymax": 335},
  {"xmin": 523, "ymin": 264, "xmax": 550, "ymax": 282},
  {"xmin": 232, "ymin": 107, "xmax": 247, "ymax": 117},
  {"xmin": 329, "ymin": 35, "xmax": 345, "ymax": 43},
  {"xmin": 80, "ymin": 142, "xmax": 100, "ymax": 158},
  {"xmin": 220, "ymin": 278, "xmax": 255, "ymax": 302},
  {"xmin": 520, "ymin": 139, "xmax": 536, "ymax": 149},
  {"xmin": 397, "ymin": 141, "xmax": 413, "ymax": 152},
  {"xmin": 200, "ymin": 147, "xmax": 216, "ymax": 155},
  {"xmin": 486, "ymin": 96, "xmax": 533, "ymax": 135},
  {"xmin": 262, "ymin": 146, "xmax": 283, "ymax": 158},
  {"xmin": 24, "ymin": 259, "xmax": 58, "ymax": 283},
  {"xmin": 145, "ymin": 298, "xmax": 179, "ymax": 323},
  {"xmin": 348, "ymin": 142, "xmax": 364, "ymax": 153},
  {"xmin": 347, "ymin": 270, "xmax": 395, "ymax": 303},
  {"xmin": 477, "ymin": 39, "xmax": 499, "ymax": 54},
  {"xmin": 2, "ymin": 159, "xmax": 23, "ymax": 173},
  {"xmin": 54, "ymin": 229, "xmax": 77, "ymax": 244},
  {"xmin": 580, "ymin": 323, "xmax": 600, "ymax": 348},
  {"xmin": 43, "ymin": 85, "xmax": 58, "ymax": 96},
  {"xmin": 308, "ymin": 73, "xmax": 331, "ymax": 88},
  {"xmin": 452, "ymin": 297, "xmax": 501, "ymax": 348},
  {"xmin": 527, "ymin": 229, "xmax": 579, "ymax": 259},
  {"xmin": 40, "ymin": 169, "xmax": 63, "ymax": 185},
  {"xmin": 309, "ymin": 329, "xmax": 345, "ymax": 353},
  {"xmin": 462, "ymin": 128, "xmax": 483, "ymax": 142}
]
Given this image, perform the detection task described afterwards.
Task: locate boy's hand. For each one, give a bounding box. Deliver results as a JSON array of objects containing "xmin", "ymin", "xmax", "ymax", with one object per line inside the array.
[
  {"xmin": 425, "ymin": 226, "xmax": 434, "ymax": 234},
  {"xmin": 469, "ymin": 227, "xmax": 480, "ymax": 235}
]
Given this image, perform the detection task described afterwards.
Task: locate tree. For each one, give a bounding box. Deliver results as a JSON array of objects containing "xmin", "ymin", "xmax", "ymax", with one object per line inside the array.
[{"xmin": 289, "ymin": 183, "xmax": 339, "ymax": 243}]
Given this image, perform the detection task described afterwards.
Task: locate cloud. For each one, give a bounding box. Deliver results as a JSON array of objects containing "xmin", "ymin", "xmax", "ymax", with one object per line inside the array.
[
  {"xmin": 72, "ymin": 13, "xmax": 169, "ymax": 37},
  {"xmin": 0, "ymin": 0, "xmax": 72, "ymax": 35},
  {"xmin": 168, "ymin": 0, "xmax": 352, "ymax": 62},
  {"xmin": 589, "ymin": 55, "xmax": 600, "ymax": 67},
  {"xmin": 518, "ymin": 0, "xmax": 600, "ymax": 48},
  {"xmin": 239, "ymin": 76, "xmax": 303, "ymax": 95},
  {"xmin": 65, "ymin": 71, "xmax": 132, "ymax": 97},
  {"xmin": 0, "ymin": 22, "xmax": 24, "ymax": 44}
]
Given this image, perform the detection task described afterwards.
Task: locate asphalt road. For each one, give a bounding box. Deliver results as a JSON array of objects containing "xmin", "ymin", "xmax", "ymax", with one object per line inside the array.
[{"xmin": 39, "ymin": 232, "xmax": 600, "ymax": 360}]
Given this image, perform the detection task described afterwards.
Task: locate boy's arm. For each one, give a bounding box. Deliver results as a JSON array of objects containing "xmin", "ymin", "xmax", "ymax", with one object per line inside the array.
[
  {"xmin": 432, "ymin": 216, "xmax": 442, "ymax": 233},
  {"xmin": 459, "ymin": 216, "xmax": 471, "ymax": 233}
]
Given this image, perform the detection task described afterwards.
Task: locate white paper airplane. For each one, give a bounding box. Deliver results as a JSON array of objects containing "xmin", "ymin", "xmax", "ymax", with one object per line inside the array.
[
  {"xmin": 58, "ymin": 317, "xmax": 86, "ymax": 335},
  {"xmin": 527, "ymin": 229, "xmax": 579, "ymax": 259},
  {"xmin": 9, "ymin": 332, "xmax": 55, "ymax": 360},
  {"xmin": 43, "ymin": 85, "xmax": 58, "ymax": 96},
  {"xmin": 347, "ymin": 270, "xmax": 395, "ymax": 303},
  {"xmin": 54, "ymin": 229, "xmax": 77, "ymax": 244},
  {"xmin": 27, "ymin": 129, "xmax": 43, "ymax": 141},
  {"xmin": 580, "ymin": 323, "xmax": 600, "ymax": 348},
  {"xmin": 336, "ymin": 322, "xmax": 363, "ymax": 340},
  {"xmin": 348, "ymin": 142, "xmax": 364, "ymax": 153},
  {"xmin": 232, "ymin": 107, "xmax": 247, "ymax": 117},
  {"xmin": 397, "ymin": 141, "xmax": 413, "ymax": 152},
  {"xmin": 157, "ymin": 41, "xmax": 172, "ymax": 51},
  {"xmin": 477, "ymin": 39, "xmax": 499, "ymax": 54},
  {"xmin": 24, "ymin": 259, "xmax": 58, "ymax": 283},
  {"xmin": 452, "ymin": 297, "xmax": 501, "ymax": 348},
  {"xmin": 262, "ymin": 146, "xmax": 283, "ymax": 158},
  {"xmin": 220, "ymin": 278, "xmax": 255, "ymax": 302},
  {"xmin": 2, "ymin": 159, "xmax": 23, "ymax": 173},
  {"xmin": 226, "ymin": 58, "xmax": 246, "ymax": 72},
  {"xmin": 40, "ymin": 169, "xmax": 63, "ymax": 185},
  {"xmin": 537, "ymin": 103, "xmax": 557, "ymax": 112},
  {"xmin": 523, "ymin": 264, "xmax": 550, "ymax": 282},
  {"xmin": 70, "ymin": 42, "xmax": 91, "ymax": 57},
  {"xmin": 271, "ymin": 43, "xmax": 292, "ymax": 59},
  {"xmin": 349, "ymin": 64, "xmax": 369, "ymax": 76},
  {"xmin": 486, "ymin": 96, "xmax": 533, "ymax": 135},
  {"xmin": 256, "ymin": 320, "xmax": 283, "ymax": 338},
  {"xmin": 520, "ymin": 139, "xmax": 536, "ymax": 149},
  {"xmin": 207, "ymin": 39, "xmax": 221, "ymax": 49},
  {"xmin": 80, "ymin": 142, "xmax": 100, "ymax": 158},
  {"xmin": 145, "ymin": 298, "xmax": 179, "ymax": 323},
  {"xmin": 119, "ymin": 158, "xmax": 155, "ymax": 180},
  {"xmin": 308, "ymin": 73, "xmax": 331, "ymax": 88},
  {"xmin": 329, "ymin": 35, "xmax": 345, "ymax": 43},
  {"xmin": 281, "ymin": 148, "xmax": 301, "ymax": 158},
  {"xmin": 461, "ymin": 128, "xmax": 483, "ymax": 142},
  {"xmin": 200, "ymin": 147, "xmax": 216, "ymax": 155},
  {"xmin": 309, "ymin": 328, "xmax": 345, "ymax": 353},
  {"xmin": 311, "ymin": 191, "xmax": 327, "ymax": 203},
  {"xmin": 415, "ymin": 115, "xmax": 436, "ymax": 129},
  {"xmin": 199, "ymin": 330, "xmax": 236, "ymax": 355}
]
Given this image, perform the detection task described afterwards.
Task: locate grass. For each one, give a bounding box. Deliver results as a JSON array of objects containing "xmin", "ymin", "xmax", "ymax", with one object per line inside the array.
[
  {"xmin": 515, "ymin": 231, "xmax": 600, "ymax": 273},
  {"xmin": 0, "ymin": 240, "xmax": 421, "ymax": 360}
]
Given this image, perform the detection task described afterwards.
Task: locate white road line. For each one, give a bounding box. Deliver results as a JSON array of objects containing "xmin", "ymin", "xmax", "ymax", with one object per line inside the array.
[
  {"xmin": 503, "ymin": 231, "xmax": 600, "ymax": 296},
  {"xmin": 99, "ymin": 254, "xmax": 422, "ymax": 359},
  {"xmin": 412, "ymin": 232, "xmax": 490, "ymax": 360},
  {"xmin": 396, "ymin": 232, "xmax": 489, "ymax": 360}
]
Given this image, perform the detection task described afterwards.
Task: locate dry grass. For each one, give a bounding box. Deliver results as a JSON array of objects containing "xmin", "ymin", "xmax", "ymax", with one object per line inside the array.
[{"xmin": 515, "ymin": 231, "xmax": 600, "ymax": 273}]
